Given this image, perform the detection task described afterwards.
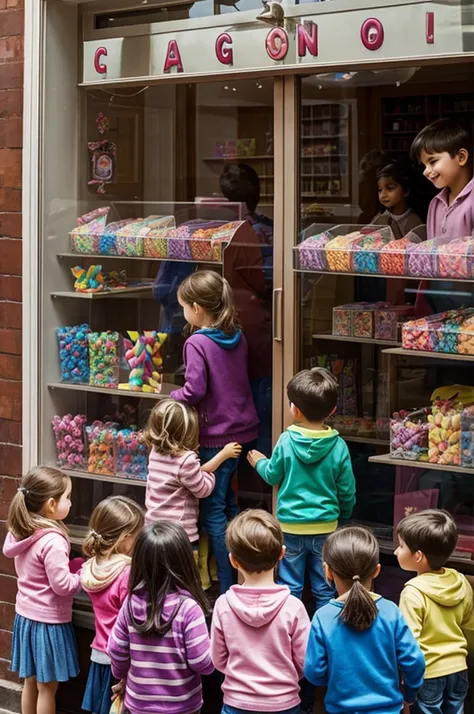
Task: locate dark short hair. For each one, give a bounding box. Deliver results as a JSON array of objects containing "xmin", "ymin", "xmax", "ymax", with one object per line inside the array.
[
  {"xmin": 226, "ymin": 509, "xmax": 283, "ymax": 573},
  {"xmin": 397, "ymin": 509, "xmax": 458, "ymax": 570},
  {"xmin": 287, "ymin": 367, "xmax": 338, "ymax": 422},
  {"xmin": 220, "ymin": 163, "xmax": 260, "ymax": 212},
  {"xmin": 411, "ymin": 118, "xmax": 473, "ymax": 162},
  {"xmin": 376, "ymin": 160, "xmax": 413, "ymax": 193}
]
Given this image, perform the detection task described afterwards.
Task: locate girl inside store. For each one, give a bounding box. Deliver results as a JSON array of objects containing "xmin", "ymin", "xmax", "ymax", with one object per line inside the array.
[
  {"xmin": 81, "ymin": 496, "xmax": 144, "ymax": 714},
  {"xmin": 372, "ymin": 160, "xmax": 423, "ymax": 239},
  {"xmin": 171, "ymin": 270, "xmax": 259, "ymax": 593},
  {"xmin": 3, "ymin": 467, "xmax": 81, "ymax": 714}
]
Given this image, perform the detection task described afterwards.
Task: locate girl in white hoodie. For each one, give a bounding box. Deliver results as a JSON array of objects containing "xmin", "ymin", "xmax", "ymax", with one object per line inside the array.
[{"xmin": 81, "ymin": 496, "xmax": 144, "ymax": 714}]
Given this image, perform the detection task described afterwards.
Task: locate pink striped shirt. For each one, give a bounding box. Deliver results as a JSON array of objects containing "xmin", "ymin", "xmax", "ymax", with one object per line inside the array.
[{"xmin": 145, "ymin": 450, "xmax": 215, "ymax": 542}]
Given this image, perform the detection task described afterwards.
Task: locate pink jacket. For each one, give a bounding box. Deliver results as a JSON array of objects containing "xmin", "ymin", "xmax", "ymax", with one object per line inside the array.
[
  {"xmin": 3, "ymin": 528, "xmax": 81, "ymax": 624},
  {"xmin": 210, "ymin": 585, "xmax": 310, "ymax": 712},
  {"xmin": 427, "ymin": 178, "xmax": 474, "ymax": 240},
  {"xmin": 81, "ymin": 557, "xmax": 130, "ymax": 654},
  {"xmin": 146, "ymin": 450, "xmax": 215, "ymax": 542}
]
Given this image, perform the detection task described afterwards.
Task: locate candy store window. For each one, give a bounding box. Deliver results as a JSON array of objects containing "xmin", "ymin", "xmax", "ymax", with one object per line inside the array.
[
  {"xmin": 296, "ymin": 62, "xmax": 474, "ymax": 567},
  {"xmin": 41, "ymin": 78, "xmax": 275, "ymax": 540}
]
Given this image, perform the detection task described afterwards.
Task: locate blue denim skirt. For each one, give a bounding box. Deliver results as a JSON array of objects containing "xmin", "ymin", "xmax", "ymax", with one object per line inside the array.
[
  {"xmin": 11, "ymin": 614, "xmax": 79, "ymax": 683},
  {"xmin": 82, "ymin": 661, "xmax": 115, "ymax": 714}
]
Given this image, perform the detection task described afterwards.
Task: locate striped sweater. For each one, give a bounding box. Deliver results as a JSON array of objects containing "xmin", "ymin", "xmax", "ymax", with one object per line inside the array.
[
  {"xmin": 108, "ymin": 589, "xmax": 214, "ymax": 714},
  {"xmin": 145, "ymin": 450, "xmax": 215, "ymax": 542}
]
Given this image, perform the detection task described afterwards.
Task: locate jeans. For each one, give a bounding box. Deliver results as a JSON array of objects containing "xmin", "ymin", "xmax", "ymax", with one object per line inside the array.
[
  {"xmin": 199, "ymin": 447, "xmax": 240, "ymax": 594},
  {"xmin": 278, "ymin": 533, "xmax": 336, "ymax": 609},
  {"xmin": 222, "ymin": 705, "xmax": 301, "ymax": 714},
  {"xmin": 412, "ymin": 671, "xmax": 469, "ymax": 714}
]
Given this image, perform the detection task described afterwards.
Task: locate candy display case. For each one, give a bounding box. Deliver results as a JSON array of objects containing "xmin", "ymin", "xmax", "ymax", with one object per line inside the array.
[
  {"xmin": 390, "ymin": 408, "xmax": 430, "ymax": 461},
  {"xmin": 402, "ymin": 309, "xmax": 474, "ymax": 355}
]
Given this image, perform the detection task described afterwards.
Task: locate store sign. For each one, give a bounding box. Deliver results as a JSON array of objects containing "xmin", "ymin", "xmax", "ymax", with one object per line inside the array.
[{"xmin": 82, "ymin": 1, "xmax": 468, "ymax": 84}]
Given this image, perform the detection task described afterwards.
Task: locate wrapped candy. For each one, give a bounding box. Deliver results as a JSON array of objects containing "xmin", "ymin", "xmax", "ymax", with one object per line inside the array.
[
  {"xmin": 352, "ymin": 229, "xmax": 392, "ymax": 274},
  {"xmin": 427, "ymin": 399, "xmax": 462, "ymax": 466},
  {"xmin": 86, "ymin": 420, "xmax": 118, "ymax": 475},
  {"xmin": 390, "ymin": 408, "xmax": 429, "ymax": 461},
  {"xmin": 437, "ymin": 237, "xmax": 474, "ymax": 280},
  {"xmin": 52, "ymin": 413, "xmax": 87, "ymax": 469},
  {"xmin": 115, "ymin": 429, "xmax": 149, "ymax": 480},
  {"xmin": 57, "ymin": 323, "xmax": 90, "ymax": 383},
  {"xmin": 325, "ymin": 232, "xmax": 363, "ymax": 272},
  {"xmin": 379, "ymin": 237, "xmax": 411, "ymax": 276},
  {"xmin": 403, "ymin": 309, "xmax": 474, "ymax": 354},
  {"xmin": 88, "ymin": 331, "xmax": 120, "ymax": 388},
  {"xmin": 190, "ymin": 221, "xmax": 242, "ymax": 262},
  {"xmin": 297, "ymin": 232, "xmax": 332, "ymax": 271},
  {"xmin": 406, "ymin": 239, "xmax": 438, "ymax": 278}
]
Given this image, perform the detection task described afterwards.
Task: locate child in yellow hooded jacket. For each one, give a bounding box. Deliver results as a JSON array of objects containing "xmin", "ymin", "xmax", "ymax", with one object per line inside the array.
[{"xmin": 395, "ymin": 509, "xmax": 474, "ymax": 714}]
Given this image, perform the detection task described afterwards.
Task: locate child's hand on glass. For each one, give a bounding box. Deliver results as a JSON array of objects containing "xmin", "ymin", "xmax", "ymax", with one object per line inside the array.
[
  {"xmin": 222, "ymin": 442, "xmax": 242, "ymax": 459},
  {"xmin": 247, "ymin": 449, "xmax": 266, "ymax": 468}
]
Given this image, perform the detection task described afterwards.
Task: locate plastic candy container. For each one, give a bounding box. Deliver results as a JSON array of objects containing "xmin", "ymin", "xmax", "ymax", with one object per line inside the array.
[
  {"xmin": 57, "ymin": 323, "xmax": 90, "ymax": 383},
  {"xmin": 119, "ymin": 331, "xmax": 166, "ymax": 393},
  {"xmin": 52, "ymin": 413, "xmax": 87, "ymax": 469},
  {"xmin": 116, "ymin": 216, "xmax": 172, "ymax": 257},
  {"xmin": 70, "ymin": 207, "xmax": 110, "ymax": 254},
  {"xmin": 190, "ymin": 221, "xmax": 241, "ymax": 262},
  {"xmin": 332, "ymin": 305, "xmax": 355, "ymax": 336},
  {"xmin": 461, "ymin": 404, "xmax": 474, "ymax": 468},
  {"xmin": 96, "ymin": 219, "xmax": 135, "ymax": 255},
  {"xmin": 115, "ymin": 429, "xmax": 149, "ymax": 480},
  {"xmin": 325, "ymin": 232, "xmax": 362, "ymax": 272},
  {"xmin": 427, "ymin": 400, "xmax": 462, "ymax": 466},
  {"xmin": 390, "ymin": 408, "xmax": 429, "ymax": 461},
  {"xmin": 88, "ymin": 331, "xmax": 120, "ymax": 388},
  {"xmin": 437, "ymin": 237, "xmax": 474, "ymax": 280},
  {"xmin": 457, "ymin": 313, "xmax": 474, "ymax": 355},
  {"xmin": 403, "ymin": 309, "xmax": 474, "ymax": 354},
  {"xmin": 352, "ymin": 306, "xmax": 374, "ymax": 338},
  {"xmin": 374, "ymin": 305, "xmax": 413, "ymax": 342},
  {"xmin": 379, "ymin": 237, "xmax": 411, "ymax": 276},
  {"xmin": 406, "ymin": 239, "xmax": 438, "ymax": 278},
  {"xmin": 352, "ymin": 229, "xmax": 392, "ymax": 274},
  {"xmin": 296, "ymin": 232, "xmax": 331, "ymax": 271},
  {"xmin": 86, "ymin": 420, "xmax": 118, "ymax": 475}
]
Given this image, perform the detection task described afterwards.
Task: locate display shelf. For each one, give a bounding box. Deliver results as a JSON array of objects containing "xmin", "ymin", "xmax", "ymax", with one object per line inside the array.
[
  {"xmin": 343, "ymin": 435, "xmax": 390, "ymax": 446},
  {"xmin": 368, "ymin": 453, "xmax": 474, "ymax": 475},
  {"xmin": 51, "ymin": 285, "xmax": 153, "ymax": 299},
  {"xmin": 63, "ymin": 468, "xmax": 146, "ymax": 487},
  {"xmin": 48, "ymin": 381, "xmax": 175, "ymax": 399},
  {"xmin": 57, "ymin": 252, "xmax": 220, "ymax": 264},
  {"xmin": 294, "ymin": 267, "xmax": 474, "ymax": 283},
  {"xmin": 313, "ymin": 332, "xmax": 399, "ymax": 347},
  {"xmin": 382, "ymin": 347, "xmax": 474, "ymax": 362},
  {"xmin": 377, "ymin": 537, "xmax": 473, "ymax": 566}
]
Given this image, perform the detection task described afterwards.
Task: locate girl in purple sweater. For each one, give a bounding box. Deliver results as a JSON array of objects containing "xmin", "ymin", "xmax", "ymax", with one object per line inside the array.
[
  {"xmin": 171, "ymin": 271, "xmax": 259, "ymax": 593},
  {"xmin": 108, "ymin": 521, "xmax": 214, "ymax": 714}
]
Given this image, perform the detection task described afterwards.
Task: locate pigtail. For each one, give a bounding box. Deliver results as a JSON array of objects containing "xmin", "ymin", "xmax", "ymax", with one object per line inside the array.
[
  {"xmin": 341, "ymin": 576, "xmax": 378, "ymax": 631},
  {"xmin": 82, "ymin": 496, "xmax": 144, "ymax": 560},
  {"xmin": 214, "ymin": 277, "xmax": 239, "ymax": 334}
]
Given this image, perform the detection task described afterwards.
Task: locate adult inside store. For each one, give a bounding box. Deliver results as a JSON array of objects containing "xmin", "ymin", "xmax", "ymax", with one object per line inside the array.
[{"xmin": 28, "ymin": 0, "xmax": 474, "ymax": 709}]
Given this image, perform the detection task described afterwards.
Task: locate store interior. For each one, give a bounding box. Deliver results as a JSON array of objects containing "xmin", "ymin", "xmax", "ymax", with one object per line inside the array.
[{"xmin": 43, "ymin": 60, "xmax": 474, "ymax": 602}]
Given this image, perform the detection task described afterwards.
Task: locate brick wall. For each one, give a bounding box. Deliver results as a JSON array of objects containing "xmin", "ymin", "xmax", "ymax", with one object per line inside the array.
[{"xmin": 0, "ymin": 0, "xmax": 23, "ymax": 684}]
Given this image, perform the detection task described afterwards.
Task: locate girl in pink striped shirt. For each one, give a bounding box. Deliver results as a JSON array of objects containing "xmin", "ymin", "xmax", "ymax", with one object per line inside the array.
[{"xmin": 144, "ymin": 399, "xmax": 241, "ymax": 553}]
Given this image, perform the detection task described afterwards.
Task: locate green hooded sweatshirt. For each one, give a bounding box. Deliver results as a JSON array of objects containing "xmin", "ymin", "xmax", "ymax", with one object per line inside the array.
[{"xmin": 255, "ymin": 426, "xmax": 355, "ymax": 534}]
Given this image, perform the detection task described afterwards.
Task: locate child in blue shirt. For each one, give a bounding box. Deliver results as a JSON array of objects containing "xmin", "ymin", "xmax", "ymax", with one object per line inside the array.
[
  {"xmin": 304, "ymin": 526, "xmax": 425, "ymax": 714},
  {"xmin": 248, "ymin": 367, "xmax": 355, "ymax": 609}
]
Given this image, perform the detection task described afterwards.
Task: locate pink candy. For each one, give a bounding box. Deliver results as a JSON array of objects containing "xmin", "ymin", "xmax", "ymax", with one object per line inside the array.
[{"xmin": 52, "ymin": 413, "xmax": 87, "ymax": 469}]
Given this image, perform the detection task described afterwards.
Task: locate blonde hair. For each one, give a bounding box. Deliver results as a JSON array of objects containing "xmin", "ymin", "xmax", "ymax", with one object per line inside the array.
[
  {"xmin": 7, "ymin": 466, "xmax": 71, "ymax": 540},
  {"xmin": 177, "ymin": 270, "xmax": 239, "ymax": 335},
  {"xmin": 143, "ymin": 399, "xmax": 199, "ymax": 455},
  {"xmin": 83, "ymin": 496, "xmax": 144, "ymax": 559},
  {"xmin": 226, "ymin": 509, "xmax": 283, "ymax": 573}
]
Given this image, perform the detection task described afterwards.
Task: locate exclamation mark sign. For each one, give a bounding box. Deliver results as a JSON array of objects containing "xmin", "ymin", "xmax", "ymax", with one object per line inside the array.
[{"xmin": 426, "ymin": 11, "xmax": 434, "ymax": 44}]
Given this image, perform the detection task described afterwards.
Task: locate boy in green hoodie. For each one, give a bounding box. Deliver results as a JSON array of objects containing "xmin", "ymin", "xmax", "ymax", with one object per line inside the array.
[
  {"xmin": 247, "ymin": 367, "xmax": 356, "ymax": 609},
  {"xmin": 395, "ymin": 509, "xmax": 474, "ymax": 714}
]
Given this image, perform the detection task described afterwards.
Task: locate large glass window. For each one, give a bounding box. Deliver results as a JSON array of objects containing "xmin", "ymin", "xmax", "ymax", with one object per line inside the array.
[{"xmin": 295, "ymin": 62, "xmax": 474, "ymax": 578}]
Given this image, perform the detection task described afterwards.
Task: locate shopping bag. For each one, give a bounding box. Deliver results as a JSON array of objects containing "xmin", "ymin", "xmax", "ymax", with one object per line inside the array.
[{"xmin": 393, "ymin": 488, "xmax": 439, "ymax": 530}]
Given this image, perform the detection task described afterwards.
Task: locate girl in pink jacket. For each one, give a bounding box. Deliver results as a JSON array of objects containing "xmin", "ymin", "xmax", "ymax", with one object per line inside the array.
[
  {"xmin": 81, "ymin": 495, "xmax": 144, "ymax": 714},
  {"xmin": 3, "ymin": 466, "xmax": 81, "ymax": 714}
]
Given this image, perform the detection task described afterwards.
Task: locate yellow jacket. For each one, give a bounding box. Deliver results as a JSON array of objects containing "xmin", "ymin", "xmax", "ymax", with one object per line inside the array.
[{"xmin": 399, "ymin": 568, "xmax": 474, "ymax": 679}]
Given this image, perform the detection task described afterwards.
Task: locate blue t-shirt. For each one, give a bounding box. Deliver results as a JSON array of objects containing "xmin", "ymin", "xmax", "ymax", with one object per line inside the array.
[{"xmin": 304, "ymin": 596, "xmax": 425, "ymax": 714}]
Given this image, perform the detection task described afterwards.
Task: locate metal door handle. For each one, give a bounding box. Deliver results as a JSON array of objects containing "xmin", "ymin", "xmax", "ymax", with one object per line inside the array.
[{"xmin": 273, "ymin": 288, "xmax": 283, "ymax": 342}]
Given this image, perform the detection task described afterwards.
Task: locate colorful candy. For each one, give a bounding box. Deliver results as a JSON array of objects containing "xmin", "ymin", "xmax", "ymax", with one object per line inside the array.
[
  {"xmin": 406, "ymin": 239, "xmax": 438, "ymax": 278},
  {"xmin": 427, "ymin": 400, "xmax": 462, "ymax": 466},
  {"xmin": 88, "ymin": 331, "xmax": 120, "ymax": 388},
  {"xmin": 461, "ymin": 404, "xmax": 474, "ymax": 468},
  {"xmin": 437, "ymin": 237, "xmax": 474, "ymax": 279},
  {"xmin": 86, "ymin": 420, "xmax": 118, "ymax": 475},
  {"xmin": 119, "ymin": 331, "xmax": 166, "ymax": 393},
  {"xmin": 352, "ymin": 230, "xmax": 391, "ymax": 274},
  {"xmin": 325, "ymin": 232, "xmax": 362, "ymax": 272},
  {"xmin": 57, "ymin": 324, "xmax": 90, "ymax": 383},
  {"xmin": 402, "ymin": 309, "xmax": 474, "ymax": 354},
  {"xmin": 390, "ymin": 408, "xmax": 429, "ymax": 461},
  {"xmin": 374, "ymin": 306, "xmax": 413, "ymax": 342},
  {"xmin": 190, "ymin": 221, "xmax": 241, "ymax": 262},
  {"xmin": 71, "ymin": 207, "xmax": 110, "ymax": 254},
  {"xmin": 116, "ymin": 216, "xmax": 174, "ymax": 257},
  {"xmin": 52, "ymin": 413, "xmax": 87, "ymax": 469},
  {"xmin": 353, "ymin": 308, "xmax": 374, "ymax": 338},
  {"xmin": 297, "ymin": 232, "xmax": 331, "ymax": 271},
  {"xmin": 115, "ymin": 428, "xmax": 149, "ymax": 480},
  {"xmin": 379, "ymin": 237, "xmax": 411, "ymax": 276}
]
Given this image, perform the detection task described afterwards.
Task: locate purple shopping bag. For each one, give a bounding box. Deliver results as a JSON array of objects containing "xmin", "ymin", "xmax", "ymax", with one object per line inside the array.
[{"xmin": 393, "ymin": 488, "xmax": 439, "ymax": 533}]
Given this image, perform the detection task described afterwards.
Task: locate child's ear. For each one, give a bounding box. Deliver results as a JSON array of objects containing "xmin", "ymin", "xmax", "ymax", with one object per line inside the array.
[
  {"xmin": 372, "ymin": 563, "xmax": 381, "ymax": 580},
  {"xmin": 457, "ymin": 148, "xmax": 469, "ymax": 167},
  {"xmin": 323, "ymin": 562, "xmax": 334, "ymax": 582},
  {"xmin": 290, "ymin": 403, "xmax": 303, "ymax": 421},
  {"xmin": 278, "ymin": 545, "xmax": 286, "ymax": 562},
  {"xmin": 229, "ymin": 553, "xmax": 240, "ymax": 571},
  {"xmin": 44, "ymin": 497, "xmax": 56, "ymax": 516}
]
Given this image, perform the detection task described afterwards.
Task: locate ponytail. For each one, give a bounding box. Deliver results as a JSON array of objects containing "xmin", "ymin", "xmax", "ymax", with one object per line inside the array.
[
  {"xmin": 177, "ymin": 270, "xmax": 239, "ymax": 335},
  {"xmin": 7, "ymin": 466, "xmax": 70, "ymax": 540},
  {"xmin": 322, "ymin": 526, "xmax": 380, "ymax": 632},
  {"xmin": 341, "ymin": 575, "xmax": 378, "ymax": 631},
  {"xmin": 82, "ymin": 495, "xmax": 144, "ymax": 560}
]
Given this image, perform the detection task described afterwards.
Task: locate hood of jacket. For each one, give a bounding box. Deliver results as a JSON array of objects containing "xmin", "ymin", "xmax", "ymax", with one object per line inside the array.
[
  {"xmin": 405, "ymin": 568, "xmax": 468, "ymax": 607},
  {"xmin": 2, "ymin": 528, "xmax": 63, "ymax": 558},
  {"xmin": 195, "ymin": 327, "xmax": 242, "ymax": 350},
  {"xmin": 81, "ymin": 553, "xmax": 131, "ymax": 593},
  {"xmin": 225, "ymin": 585, "xmax": 291, "ymax": 628},
  {"xmin": 287, "ymin": 425, "xmax": 339, "ymax": 464}
]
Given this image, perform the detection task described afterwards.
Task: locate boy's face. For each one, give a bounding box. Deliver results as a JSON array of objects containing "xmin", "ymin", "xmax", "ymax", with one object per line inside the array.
[
  {"xmin": 394, "ymin": 536, "xmax": 421, "ymax": 572},
  {"xmin": 420, "ymin": 148, "xmax": 469, "ymax": 190}
]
